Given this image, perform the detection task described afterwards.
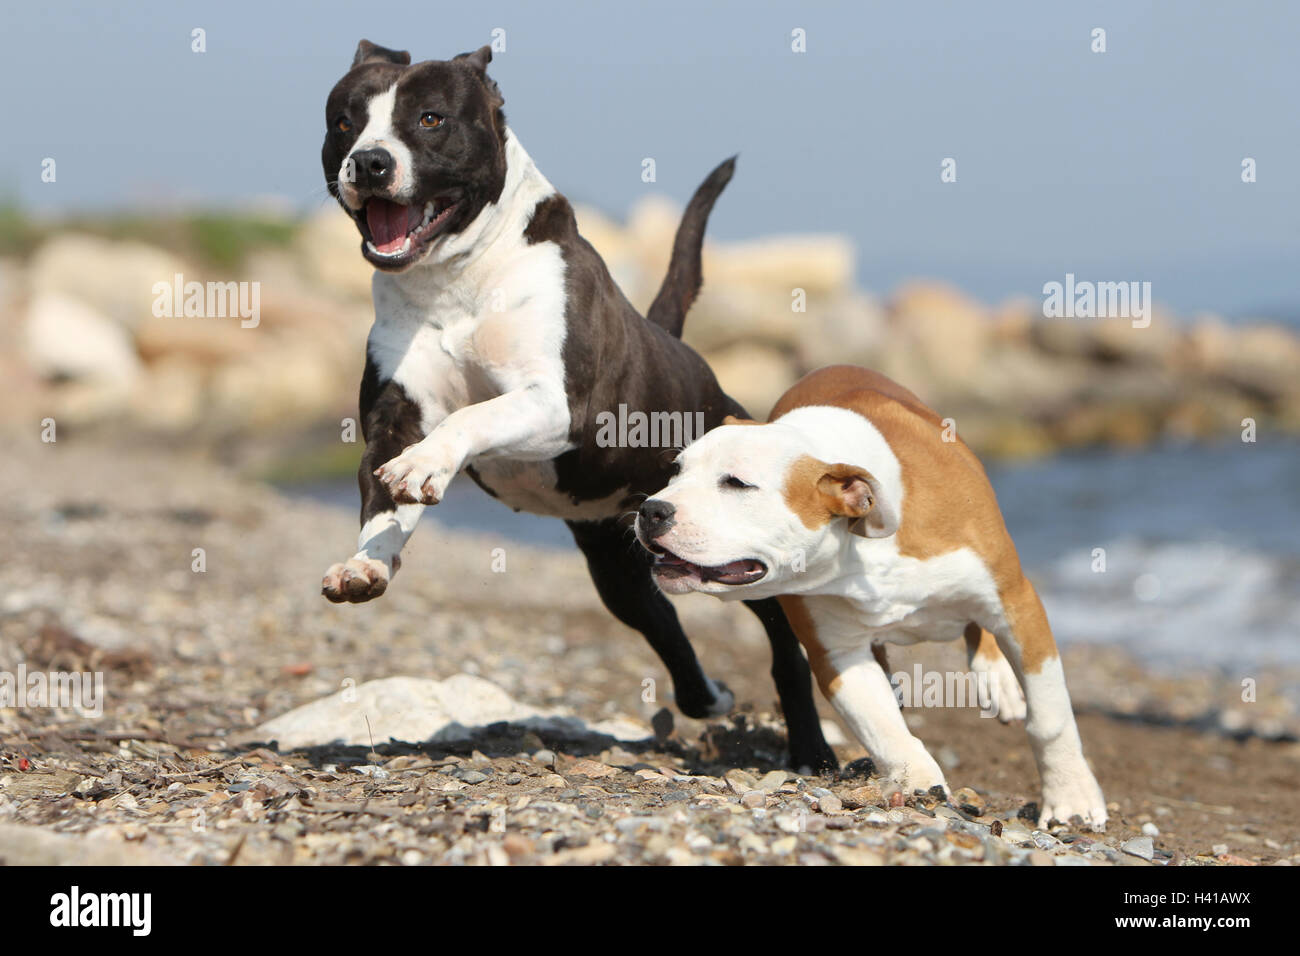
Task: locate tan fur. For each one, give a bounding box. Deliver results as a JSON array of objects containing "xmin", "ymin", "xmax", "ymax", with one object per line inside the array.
[
  {"xmin": 772, "ymin": 366, "xmax": 1058, "ymax": 674},
  {"xmin": 778, "ymin": 595, "xmax": 842, "ymax": 697}
]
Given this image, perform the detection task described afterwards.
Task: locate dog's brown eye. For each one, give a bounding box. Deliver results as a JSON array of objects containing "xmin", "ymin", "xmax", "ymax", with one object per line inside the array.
[
  {"xmin": 420, "ymin": 112, "xmax": 444, "ymax": 128},
  {"xmin": 335, "ymin": 116, "xmax": 351, "ymax": 133},
  {"xmin": 722, "ymin": 475, "xmax": 755, "ymax": 490}
]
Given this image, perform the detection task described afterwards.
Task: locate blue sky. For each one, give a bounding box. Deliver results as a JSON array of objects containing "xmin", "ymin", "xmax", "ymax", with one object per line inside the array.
[{"xmin": 3, "ymin": 0, "xmax": 1296, "ymax": 316}]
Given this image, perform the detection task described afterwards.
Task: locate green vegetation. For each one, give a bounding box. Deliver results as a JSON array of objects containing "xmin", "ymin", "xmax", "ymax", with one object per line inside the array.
[{"xmin": 0, "ymin": 200, "xmax": 300, "ymax": 269}]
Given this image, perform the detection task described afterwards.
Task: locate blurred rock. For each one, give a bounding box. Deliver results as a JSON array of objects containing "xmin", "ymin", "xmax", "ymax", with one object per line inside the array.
[
  {"xmin": 23, "ymin": 291, "xmax": 141, "ymax": 387},
  {"xmin": 3, "ymin": 203, "xmax": 1299, "ymax": 458},
  {"xmin": 294, "ymin": 207, "xmax": 374, "ymax": 301},
  {"xmin": 705, "ymin": 342, "xmax": 800, "ymax": 419},
  {"xmin": 28, "ymin": 233, "xmax": 187, "ymax": 331},
  {"xmin": 877, "ymin": 283, "xmax": 991, "ymax": 403}
]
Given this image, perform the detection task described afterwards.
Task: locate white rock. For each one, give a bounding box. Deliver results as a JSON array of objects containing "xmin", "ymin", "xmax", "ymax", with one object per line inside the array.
[
  {"xmin": 28, "ymin": 234, "xmax": 188, "ymax": 332},
  {"xmin": 254, "ymin": 674, "xmax": 651, "ymax": 749},
  {"xmin": 1121, "ymin": 836, "xmax": 1155, "ymax": 860},
  {"xmin": 23, "ymin": 292, "xmax": 141, "ymax": 385}
]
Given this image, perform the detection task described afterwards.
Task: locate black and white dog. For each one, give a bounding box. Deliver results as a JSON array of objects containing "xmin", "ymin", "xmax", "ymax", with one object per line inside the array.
[{"xmin": 318, "ymin": 40, "xmax": 834, "ymax": 771}]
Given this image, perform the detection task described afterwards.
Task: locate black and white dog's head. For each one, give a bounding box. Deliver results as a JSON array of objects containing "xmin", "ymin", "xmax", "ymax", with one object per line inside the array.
[{"xmin": 321, "ymin": 40, "xmax": 509, "ymax": 271}]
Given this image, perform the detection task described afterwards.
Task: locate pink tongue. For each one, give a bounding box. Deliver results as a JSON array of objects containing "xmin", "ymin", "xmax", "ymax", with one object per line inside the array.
[{"xmin": 366, "ymin": 200, "xmax": 423, "ymax": 252}]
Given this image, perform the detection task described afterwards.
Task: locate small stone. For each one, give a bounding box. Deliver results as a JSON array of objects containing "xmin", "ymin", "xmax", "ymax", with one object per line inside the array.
[
  {"xmin": 1121, "ymin": 837, "xmax": 1155, "ymax": 861},
  {"xmin": 1141, "ymin": 822, "xmax": 1160, "ymax": 837},
  {"xmin": 502, "ymin": 834, "xmax": 535, "ymax": 860},
  {"xmin": 951, "ymin": 787, "xmax": 985, "ymax": 814},
  {"xmin": 843, "ymin": 784, "xmax": 884, "ymax": 809},
  {"xmin": 889, "ymin": 791, "xmax": 905, "ymax": 808},
  {"xmin": 533, "ymin": 749, "xmax": 557, "ymax": 768},
  {"xmin": 741, "ymin": 790, "xmax": 767, "ymax": 809},
  {"xmin": 538, "ymin": 774, "xmax": 567, "ymax": 788},
  {"xmin": 817, "ymin": 793, "xmax": 843, "ymax": 814},
  {"xmin": 1212, "ymin": 843, "xmax": 1228, "ymax": 856},
  {"xmin": 562, "ymin": 758, "xmax": 616, "ymax": 779},
  {"xmin": 725, "ymin": 769, "xmax": 759, "ymax": 794},
  {"xmin": 457, "ymin": 770, "xmax": 489, "ymax": 785},
  {"xmin": 757, "ymin": 770, "xmax": 788, "ymax": 792},
  {"xmin": 651, "ymin": 708, "xmax": 674, "ymax": 739},
  {"xmin": 771, "ymin": 836, "xmax": 797, "ymax": 855}
]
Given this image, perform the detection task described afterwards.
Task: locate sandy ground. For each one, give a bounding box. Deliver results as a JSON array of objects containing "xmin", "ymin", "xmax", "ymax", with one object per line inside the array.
[{"xmin": 1, "ymin": 431, "xmax": 1296, "ymax": 866}]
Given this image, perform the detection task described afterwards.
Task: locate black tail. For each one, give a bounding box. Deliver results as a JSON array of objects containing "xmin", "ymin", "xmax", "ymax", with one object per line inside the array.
[{"xmin": 645, "ymin": 156, "xmax": 736, "ymax": 339}]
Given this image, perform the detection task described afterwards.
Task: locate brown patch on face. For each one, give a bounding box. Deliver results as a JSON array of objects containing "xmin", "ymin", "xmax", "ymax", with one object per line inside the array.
[
  {"xmin": 722, "ymin": 415, "xmax": 761, "ymax": 426},
  {"xmin": 783, "ymin": 455, "xmax": 877, "ymax": 530},
  {"xmin": 779, "ymin": 595, "xmax": 841, "ymax": 697}
]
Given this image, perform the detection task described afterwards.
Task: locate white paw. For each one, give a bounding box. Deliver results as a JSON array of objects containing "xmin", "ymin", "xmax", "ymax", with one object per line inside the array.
[
  {"xmin": 1039, "ymin": 774, "xmax": 1108, "ymax": 831},
  {"xmin": 322, "ymin": 555, "xmax": 393, "ymax": 604},
  {"xmin": 886, "ymin": 750, "xmax": 948, "ymax": 796},
  {"xmin": 375, "ymin": 448, "xmax": 456, "ymax": 505},
  {"xmin": 974, "ymin": 653, "xmax": 1027, "ymax": 723}
]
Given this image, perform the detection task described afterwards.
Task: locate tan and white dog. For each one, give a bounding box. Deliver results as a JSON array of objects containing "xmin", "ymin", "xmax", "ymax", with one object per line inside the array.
[{"xmin": 635, "ymin": 365, "xmax": 1107, "ymax": 830}]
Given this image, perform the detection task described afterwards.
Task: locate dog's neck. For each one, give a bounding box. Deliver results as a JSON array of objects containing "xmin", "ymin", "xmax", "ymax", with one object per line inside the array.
[{"xmin": 378, "ymin": 128, "xmax": 556, "ymax": 296}]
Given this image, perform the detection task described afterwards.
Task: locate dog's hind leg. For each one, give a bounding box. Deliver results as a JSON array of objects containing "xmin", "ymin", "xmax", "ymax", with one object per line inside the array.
[
  {"xmin": 963, "ymin": 623, "xmax": 1026, "ymax": 723},
  {"xmin": 987, "ymin": 576, "xmax": 1106, "ymax": 830},
  {"xmin": 568, "ymin": 518, "xmax": 733, "ymax": 720},
  {"xmin": 742, "ymin": 598, "xmax": 838, "ymax": 773}
]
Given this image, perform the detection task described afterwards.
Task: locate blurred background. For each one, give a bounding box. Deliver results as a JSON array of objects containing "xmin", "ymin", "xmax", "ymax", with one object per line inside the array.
[{"xmin": 2, "ymin": 1, "xmax": 1298, "ymax": 694}]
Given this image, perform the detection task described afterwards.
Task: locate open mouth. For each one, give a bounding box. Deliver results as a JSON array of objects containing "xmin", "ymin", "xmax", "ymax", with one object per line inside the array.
[
  {"xmin": 648, "ymin": 544, "xmax": 767, "ymax": 586},
  {"xmin": 359, "ymin": 196, "xmax": 458, "ymax": 266}
]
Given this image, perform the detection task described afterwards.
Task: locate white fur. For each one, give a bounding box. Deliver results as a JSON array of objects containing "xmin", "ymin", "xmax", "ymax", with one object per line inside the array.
[
  {"xmin": 642, "ymin": 404, "xmax": 1106, "ymax": 829},
  {"xmin": 338, "ymin": 85, "xmax": 417, "ymax": 209},
  {"xmin": 326, "ymin": 130, "xmax": 629, "ymax": 595}
]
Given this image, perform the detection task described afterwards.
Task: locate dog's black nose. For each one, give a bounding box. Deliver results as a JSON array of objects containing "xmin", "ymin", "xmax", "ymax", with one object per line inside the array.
[
  {"xmin": 639, "ymin": 499, "xmax": 676, "ymax": 538},
  {"xmin": 350, "ymin": 147, "xmax": 394, "ymax": 189}
]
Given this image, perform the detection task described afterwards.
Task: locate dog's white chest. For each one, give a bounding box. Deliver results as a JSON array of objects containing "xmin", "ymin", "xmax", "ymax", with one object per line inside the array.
[{"xmin": 835, "ymin": 545, "xmax": 1002, "ymax": 646}]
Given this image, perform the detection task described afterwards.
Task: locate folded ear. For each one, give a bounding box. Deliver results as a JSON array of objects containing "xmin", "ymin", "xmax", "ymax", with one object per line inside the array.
[
  {"xmin": 722, "ymin": 415, "xmax": 761, "ymax": 426},
  {"xmin": 816, "ymin": 463, "xmax": 899, "ymax": 538},
  {"xmin": 455, "ymin": 45, "xmax": 493, "ymax": 73},
  {"xmin": 353, "ymin": 40, "xmax": 411, "ymax": 68}
]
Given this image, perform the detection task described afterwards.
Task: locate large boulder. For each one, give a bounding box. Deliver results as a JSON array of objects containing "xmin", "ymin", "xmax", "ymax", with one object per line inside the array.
[
  {"xmin": 22, "ymin": 291, "xmax": 141, "ymax": 386},
  {"xmin": 705, "ymin": 342, "xmax": 800, "ymax": 420},
  {"xmin": 28, "ymin": 234, "xmax": 188, "ymax": 332},
  {"xmin": 294, "ymin": 208, "xmax": 375, "ymax": 302}
]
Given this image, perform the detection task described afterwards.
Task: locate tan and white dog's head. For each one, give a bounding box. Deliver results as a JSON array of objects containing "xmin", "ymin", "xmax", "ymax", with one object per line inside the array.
[{"xmin": 635, "ymin": 415, "xmax": 900, "ymax": 600}]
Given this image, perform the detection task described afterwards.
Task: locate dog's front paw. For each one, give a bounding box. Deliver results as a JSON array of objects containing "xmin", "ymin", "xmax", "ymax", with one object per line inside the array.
[
  {"xmin": 322, "ymin": 556, "xmax": 392, "ymax": 604},
  {"xmin": 375, "ymin": 450, "xmax": 455, "ymax": 505},
  {"xmin": 885, "ymin": 750, "xmax": 948, "ymax": 797},
  {"xmin": 1039, "ymin": 777, "xmax": 1108, "ymax": 832}
]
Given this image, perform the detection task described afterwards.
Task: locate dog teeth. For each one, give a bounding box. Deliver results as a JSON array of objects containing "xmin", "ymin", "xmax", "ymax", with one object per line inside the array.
[{"xmin": 365, "ymin": 235, "xmax": 413, "ymax": 258}]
